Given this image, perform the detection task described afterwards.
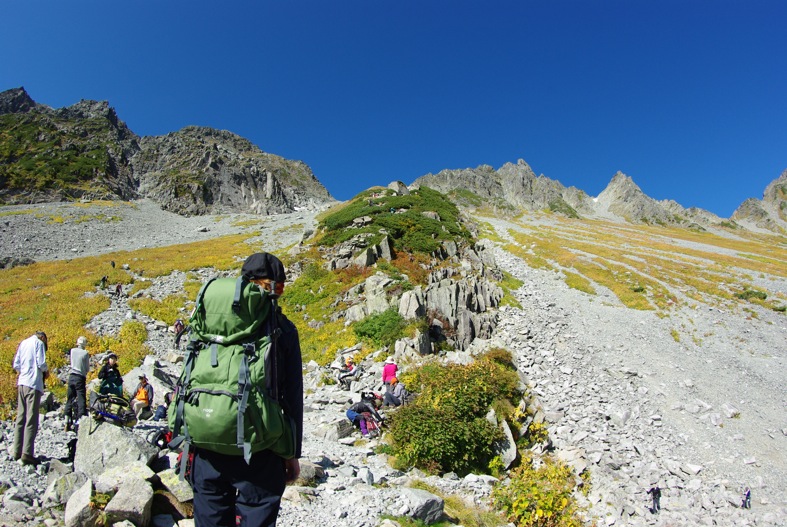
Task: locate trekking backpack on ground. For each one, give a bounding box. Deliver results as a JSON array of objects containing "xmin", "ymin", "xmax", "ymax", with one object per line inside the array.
[
  {"xmin": 90, "ymin": 392, "xmax": 137, "ymax": 428},
  {"xmin": 168, "ymin": 276, "xmax": 296, "ymax": 468}
]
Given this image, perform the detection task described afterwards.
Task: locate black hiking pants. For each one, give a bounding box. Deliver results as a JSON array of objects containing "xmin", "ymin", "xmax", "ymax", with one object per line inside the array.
[
  {"xmin": 64, "ymin": 373, "xmax": 87, "ymax": 424},
  {"xmin": 191, "ymin": 448, "xmax": 286, "ymax": 527}
]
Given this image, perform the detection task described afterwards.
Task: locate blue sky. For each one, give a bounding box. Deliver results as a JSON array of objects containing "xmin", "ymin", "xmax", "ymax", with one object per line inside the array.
[{"xmin": 2, "ymin": 1, "xmax": 785, "ymax": 217}]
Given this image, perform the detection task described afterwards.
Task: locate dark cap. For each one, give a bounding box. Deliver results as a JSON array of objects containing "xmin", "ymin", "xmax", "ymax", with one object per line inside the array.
[{"xmin": 241, "ymin": 253, "xmax": 286, "ymax": 282}]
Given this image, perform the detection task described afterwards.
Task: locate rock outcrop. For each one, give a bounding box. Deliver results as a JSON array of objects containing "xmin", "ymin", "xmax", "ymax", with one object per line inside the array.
[{"xmin": 732, "ymin": 169, "xmax": 787, "ymax": 233}]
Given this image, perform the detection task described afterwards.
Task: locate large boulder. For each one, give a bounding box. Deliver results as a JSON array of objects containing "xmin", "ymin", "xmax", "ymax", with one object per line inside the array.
[
  {"xmin": 314, "ymin": 418, "xmax": 354, "ymax": 441},
  {"xmin": 65, "ymin": 480, "xmax": 102, "ymax": 527},
  {"xmin": 43, "ymin": 471, "xmax": 88, "ymax": 507},
  {"xmin": 401, "ymin": 488, "xmax": 444, "ymax": 524},
  {"xmin": 104, "ymin": 476, "xmax": 155, "ymax": 526},
  {"xmin": 158, "ymin": 468, "xmax": 195, "ymax": 503},
  {"xmin": 95, "ymin": 462, "xmax": 156, "ymax": 493},
  {"xmin": 74, "ymin": 419, "xmax": 159, "ymax": 479}
]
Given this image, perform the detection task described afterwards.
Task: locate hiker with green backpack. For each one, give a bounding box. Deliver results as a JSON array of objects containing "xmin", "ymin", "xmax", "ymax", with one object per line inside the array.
[{"xmin": 168, "ymin": 252, "xmax": 303, "ymax": 527}]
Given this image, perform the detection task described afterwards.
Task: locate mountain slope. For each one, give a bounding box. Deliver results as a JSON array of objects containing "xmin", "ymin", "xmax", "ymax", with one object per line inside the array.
[{"xmin": 0, "ymin": 87, "xmax": 335, "ymax": 214}]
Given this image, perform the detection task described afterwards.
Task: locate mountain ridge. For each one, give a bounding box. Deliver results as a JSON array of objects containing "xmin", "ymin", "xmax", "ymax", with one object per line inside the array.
[
  {"xmin": 0, "ymin": 87, "xmax": 335, "ymax": 215},
  {"xmin": 414, "ymin": 160, "xmax": 787, "ymax": 234}
]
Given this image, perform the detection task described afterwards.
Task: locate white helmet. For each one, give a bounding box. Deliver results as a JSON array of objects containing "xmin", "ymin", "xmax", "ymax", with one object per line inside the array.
[{"xmin": 76, "ymin": 336, "xmax": 88, "ymax": 347}]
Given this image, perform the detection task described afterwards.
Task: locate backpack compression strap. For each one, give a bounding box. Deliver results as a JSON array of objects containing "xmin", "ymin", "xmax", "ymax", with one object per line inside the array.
[
  {"xmin": 170, "ymin": 340, "xmax": 201, "ymax": 479},
  {"xmin": 237, "ymin": 342, "xmax": 257, "ymax": 463}
]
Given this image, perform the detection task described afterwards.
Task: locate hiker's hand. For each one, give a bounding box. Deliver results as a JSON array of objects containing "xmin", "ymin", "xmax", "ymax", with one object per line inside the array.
[{"xmin": 284, "ymin": 458, "xmax": 300, "ymax": 483}]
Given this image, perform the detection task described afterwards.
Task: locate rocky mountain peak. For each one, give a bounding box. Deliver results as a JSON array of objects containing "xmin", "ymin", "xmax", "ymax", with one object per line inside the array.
[
  {"xmin": 594, "ymin": 171, "xmax": 672, "ymax": 224},
  {"xmin": 732, "ymin": 168, "xmax": 787, "ymax": 232},
  {"xmin": 0, "ymin": 86, "xmax": 37, "ymax": 115}
]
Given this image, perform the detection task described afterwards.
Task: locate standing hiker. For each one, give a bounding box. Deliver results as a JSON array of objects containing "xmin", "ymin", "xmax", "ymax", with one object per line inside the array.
[
  {"xmin": 12, "ymin": 331, "xmax": 48, "ymax": 465},
  {"xmin": 180, "ymin": 252, "xmax": 303, "ymax": 527},
  {"xmin": 64, "ymin": 336, "xmax": 90, "ymax": 431},
  {"xmin": 647, "ymin": 485, "xmax": 661, "ymax": 513}
]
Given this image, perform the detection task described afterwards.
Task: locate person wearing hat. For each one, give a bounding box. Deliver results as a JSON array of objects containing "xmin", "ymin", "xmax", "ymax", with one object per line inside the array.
[
  {"xmin": 189, "ymin": 252, "xmax": 304, "ymax": 527},
  {"xmin": 64, "ymin": 336, "xmax": 90, "ymax": 431},
  {"xmin": 384, "ymin": 377, "xmax": 407, "ymax": 407},
  {"xmin": 98, "ymin": 352, "xmax": 123, "ymax": 397},
  {"xmin": 131, "ymin": 373, "xmax": 154, "ymax": 419},
  {"xmin": 382, "ymin": 355, "xmax": 398, "ymax": 386},
  {"xmin": 337, "ymin": 356, "xmax": 358, "ymax": 388}
]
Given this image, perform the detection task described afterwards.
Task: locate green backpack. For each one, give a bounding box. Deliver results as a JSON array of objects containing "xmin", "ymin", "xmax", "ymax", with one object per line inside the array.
[{"xmin": 168, "ymin": 276, "xmax": 296, "ymax": 469}]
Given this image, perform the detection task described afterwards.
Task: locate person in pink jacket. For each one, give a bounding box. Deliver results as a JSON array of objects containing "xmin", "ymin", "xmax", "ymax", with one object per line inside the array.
[{"xmin": 382, "ymin": 356, "xmax": 398, "ymax": 386}]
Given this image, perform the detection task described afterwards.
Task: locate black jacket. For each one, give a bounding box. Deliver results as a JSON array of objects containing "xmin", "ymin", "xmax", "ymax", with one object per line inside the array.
[{"xmin": 274, "ymin": 308, "xmax": 304, "ymax": 458}]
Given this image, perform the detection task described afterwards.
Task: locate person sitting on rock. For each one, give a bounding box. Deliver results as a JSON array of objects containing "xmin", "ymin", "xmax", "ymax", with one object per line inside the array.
[
  {"xmin": 131, "ymin": 374, "xmax": 154, "ymax": 419},
  {"xmin": 383, "ymin": 377, "xmax": 407, "ymax": 407},
  {"xmin": 346, "ymin": 399, "xmax": 382, "ymax": 438},
  {"xmin": 337, "ymin": 357, "xmax": 358, "ymax": 388},
  {"xmin": 98, "ymin": 352, "xmax": 123, "ymax": 397},
  {"xmin": 152, "ymin": 391, "xmax": 174, "ymax": 421}
]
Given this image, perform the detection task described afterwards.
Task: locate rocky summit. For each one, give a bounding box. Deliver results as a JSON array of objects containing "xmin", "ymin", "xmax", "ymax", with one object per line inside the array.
[{"xmin": 0, "ymin": 87, "xmax": 335, "ymax": 214}]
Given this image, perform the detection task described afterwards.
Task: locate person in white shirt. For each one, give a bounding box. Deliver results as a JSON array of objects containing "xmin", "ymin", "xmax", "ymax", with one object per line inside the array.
[{"xmin": 12, "ymin": 331, "xmax": 48, "ymax": 465}]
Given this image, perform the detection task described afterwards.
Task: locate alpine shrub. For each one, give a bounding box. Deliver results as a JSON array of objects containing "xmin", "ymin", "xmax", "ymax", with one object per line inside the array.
[
  {"xmin": 492, "ymin": 454, "xmax": 584, "ymax": 527},
  {"xmin": 353, "ymin": 308, "xmax": 406, "ymax": 348},
  {"xmin": 388, "ymin": 349, "xmax": 521, "ymax": 475}
]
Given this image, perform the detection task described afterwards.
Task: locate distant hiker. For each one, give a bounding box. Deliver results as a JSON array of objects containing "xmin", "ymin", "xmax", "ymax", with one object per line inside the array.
[
  {"xmin": 115, "ymin": 283, "xmax": 123, "ymax": 297},
  {"xmin": 12, "ymin": 331, "xmax": 48, "ymax": 465},
  {"xmin": 383, "ymin": 377, "xmax": 407, "ymax": 407},
  {"xmin": 98, "ymin": 352, "xmax": 123, "ymax": 397},
  {"xmin": 110, "ymin": 260, "xmax": 115, "ymax": 268},
  {"xmin": 100, "ymin": 275, "xmax": 108, "ymax": 289},
  {"xmin": 173, "ymin": 252, "xmax": 303, "ymax": 527},
  {"xmin": 131, "ymin": 374, "xmax": 154, "ymax": 419},
  {"xmin": 337, "ymin": 357, "xmax": 358, "ymax": 388},
  {"xmin": 382, "ymin": 355, "xmax": 398, "ymax": 386},
  {"xmin": 742, "ymin": 487, "xmax": 751, "ymax": 509},
  {"xmin": 64, "ymin": 336, "xmax": 90, "ymax": 432},
  {"xmin": 647, "ymin": 485, "xmax": 661, "ymax": 513},
  {"xmin": 346, "ymin": 399, "xmax": 382, "ymax": 438}
]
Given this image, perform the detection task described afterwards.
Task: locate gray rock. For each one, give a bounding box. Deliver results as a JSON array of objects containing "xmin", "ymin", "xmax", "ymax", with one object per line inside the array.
[
  {"xmin": 402, "ymin": 488, "xmax": 444, "ymax": 524},
  {"xmin": 157, "ymin": 468, "xmax": 195, "ymax": 503},
  {"xmin": 104, "ymin": 476, "xmax": 154, "ymax": 527},
  {"xmin": 43, "ymin": 471, "xmax": 88, "ymax": 506},
  {"xmin": 73, "ymin": 420, "xmax": 159, "ymax": 479},
  {"xmin": 314, "ymin": 419, "xmax": 354, "ymax": 442},
  {"xmin": 95, "ymin": 462, "xmax": 156, "ymax": 493},
  {"xmin": 64, "ymin": 480, "xmax": 102, "ymax": 527}
]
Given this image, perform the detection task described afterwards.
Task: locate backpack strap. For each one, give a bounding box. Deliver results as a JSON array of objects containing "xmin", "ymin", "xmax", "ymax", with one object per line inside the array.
[
  {"xmin": 232, "ymin": 276, "xmax": 246, "ymax": 314},
  {"xmin": 236, "ymin": 342, "xmax": 256, "ymax": 463}
]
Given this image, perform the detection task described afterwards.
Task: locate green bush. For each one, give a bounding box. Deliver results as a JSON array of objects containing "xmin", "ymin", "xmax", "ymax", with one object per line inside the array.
[
  {"xmin": 317, "ymin": 186, "xmax": 471, "ymax": 254},
  {"xmin": 353, "ymin": 308, "xmax": 406, "ymax": 348},
  {"xmin": 388, "ymin": 349, "xmax": 521, "ymax": 475},
  {"xmin": 735, "ymin": 289, "xmax": 767, "ymax": 301},
  {"xmin": 492, "ymin": 454, "xmax": 584, "ymax": 527}
]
